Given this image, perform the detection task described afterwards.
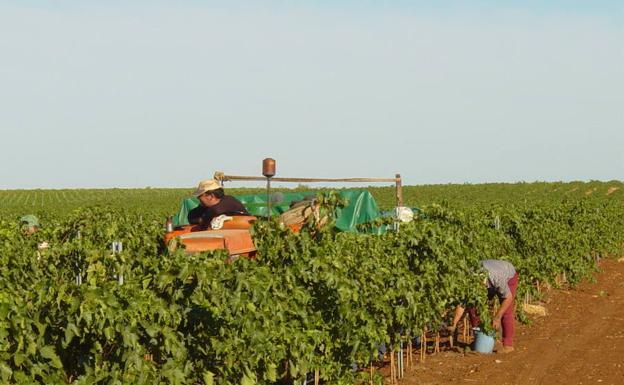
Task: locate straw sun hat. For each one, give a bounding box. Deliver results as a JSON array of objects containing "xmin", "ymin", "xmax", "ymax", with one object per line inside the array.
[{"xmin": 192, "ymin": 179, "xmax": 221, "ymax": 197}]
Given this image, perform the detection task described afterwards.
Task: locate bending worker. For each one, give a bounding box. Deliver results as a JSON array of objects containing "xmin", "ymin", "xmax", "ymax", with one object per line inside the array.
[
  {"xmin": 188, "ymin": 179, "xmax": 249, "ymax": 228},
  {"xmin": 450, "ymin": 259, "xmax": 519, "ymax": 353}
]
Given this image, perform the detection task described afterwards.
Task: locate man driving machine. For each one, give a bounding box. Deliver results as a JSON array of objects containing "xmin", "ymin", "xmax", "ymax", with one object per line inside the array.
[{"xmin": 188, "ymin": 179, "xmax": 249, "ymax": 228}]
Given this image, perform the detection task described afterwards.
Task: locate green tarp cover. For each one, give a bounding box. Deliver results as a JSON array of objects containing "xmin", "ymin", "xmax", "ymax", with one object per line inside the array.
[{"xmin": 171, "ymin": 190, "xmax": 382, "ymax": 233}]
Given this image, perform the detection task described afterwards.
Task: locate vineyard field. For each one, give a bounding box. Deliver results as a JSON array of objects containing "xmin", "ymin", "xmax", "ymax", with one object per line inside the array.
[
  {"xmin": 0, "ymin": 181, "xmax": 623, "ymax": 384},
  {"xmin": 1, "ymin": 180, "xmax": 622, "ymax": 217}
]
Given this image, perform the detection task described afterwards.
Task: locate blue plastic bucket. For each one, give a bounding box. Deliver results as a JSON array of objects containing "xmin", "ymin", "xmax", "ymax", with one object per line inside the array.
[{"xmin": 473, "ymin": 328, "xmax": 495, "ymax": 354}]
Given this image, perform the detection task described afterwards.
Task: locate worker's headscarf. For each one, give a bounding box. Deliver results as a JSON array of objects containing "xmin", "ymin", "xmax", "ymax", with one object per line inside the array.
[{"xmin": 20, "ymin": 214, "xmax": 40, "ymax": 230}]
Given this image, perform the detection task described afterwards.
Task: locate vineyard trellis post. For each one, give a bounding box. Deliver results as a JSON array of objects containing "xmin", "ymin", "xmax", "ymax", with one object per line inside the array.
[
  {"xmin": 112, "ymin": 241, "xmax": 123, "ymax": 285},
  {"xmin": 74, "ymin": 230, "xmax": 83, "ymax": 286}
]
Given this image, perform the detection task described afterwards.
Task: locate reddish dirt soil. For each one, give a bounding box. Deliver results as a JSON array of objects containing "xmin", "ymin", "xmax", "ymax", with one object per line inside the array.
[{"xmin": 387, "ymin": 258, "xmax": 624, "ymax": 385}]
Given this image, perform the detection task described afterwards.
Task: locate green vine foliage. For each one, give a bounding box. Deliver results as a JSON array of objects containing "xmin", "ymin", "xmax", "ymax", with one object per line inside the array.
[{"xmin": 0, "ymin": 185, "xmax": 623, "ymax": 384}]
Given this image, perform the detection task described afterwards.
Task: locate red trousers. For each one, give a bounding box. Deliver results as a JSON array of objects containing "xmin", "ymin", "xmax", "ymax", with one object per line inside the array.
[{"xmin": 468, "ymin": 273, "xmax": 519, "ymax": 347}]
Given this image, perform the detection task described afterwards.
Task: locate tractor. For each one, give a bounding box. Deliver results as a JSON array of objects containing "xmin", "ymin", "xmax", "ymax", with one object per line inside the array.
[{"xmin": 164, "ymin": 162, "xmax": 405, "ymax": 258}]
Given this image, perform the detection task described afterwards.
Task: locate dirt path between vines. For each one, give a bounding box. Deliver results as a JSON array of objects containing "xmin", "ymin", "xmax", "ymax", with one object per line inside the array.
[{"xmin": 391, "ymin": 258, "xmax": 624, "ymax": 385}]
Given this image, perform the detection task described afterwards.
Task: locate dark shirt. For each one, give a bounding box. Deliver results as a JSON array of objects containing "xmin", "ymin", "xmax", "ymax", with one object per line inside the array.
[{"xmin": 188, "ymin": 195, "xmax": 249, "ymax": 226}]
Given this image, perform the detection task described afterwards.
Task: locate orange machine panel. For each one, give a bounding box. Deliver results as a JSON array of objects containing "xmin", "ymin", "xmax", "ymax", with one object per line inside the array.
[{"xmin": 164, "ymin": 216, "xmax": 257, "ymax": 256}]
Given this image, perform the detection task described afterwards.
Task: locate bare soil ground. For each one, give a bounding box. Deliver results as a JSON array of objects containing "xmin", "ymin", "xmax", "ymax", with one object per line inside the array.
[{"xmin": 387, "ymin": 258, "xmax": 624, "ymax": 385}]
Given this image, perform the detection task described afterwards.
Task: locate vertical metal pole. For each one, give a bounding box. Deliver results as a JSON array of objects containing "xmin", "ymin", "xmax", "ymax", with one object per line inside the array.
[
  {"xmin": 266, "ymin": 177, "xmax": 272, "ymax": 218},
  {"xmin": 395, "ymin": 173, "xmax": 403, "ymax": 207},
  {"xmin": 397, "ymin": 346, "xmax": 400, "ymax": 378},
  {"xmin": 395, "ymin": 174, "xmax": 403, "ymax": 233},
  {"xmin": 400, "ymin": 342, "xmax": 404, "ymax": 378},
  {"xmin": 75, "ymin": 230, "xmax": 82, "ymax": 285},
  {"xmin": 401, "ymin": 341, "xmax": 405, "ymax": 378},
  {"xmin": 398, "ymin": 347, "xmax": 401, "ymax": 378},
  {"xmin": 262, "ymin": 158, "xmax": 276, "ymax": 219},
  {"xmin": 112, "ymin": 241, "xmax": 124, "ymax": 285}
]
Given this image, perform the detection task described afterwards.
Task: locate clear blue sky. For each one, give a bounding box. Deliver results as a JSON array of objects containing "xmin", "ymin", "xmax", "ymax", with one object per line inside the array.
[{"xmin": 1, "ymin": 1, "xmax": 622, "ymax": 189}]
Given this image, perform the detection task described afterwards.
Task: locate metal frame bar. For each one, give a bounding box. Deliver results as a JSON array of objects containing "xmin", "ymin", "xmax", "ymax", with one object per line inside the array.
[{"xmin": 214, "ymin": 172, "xmax": 404, "ymax": 207}]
